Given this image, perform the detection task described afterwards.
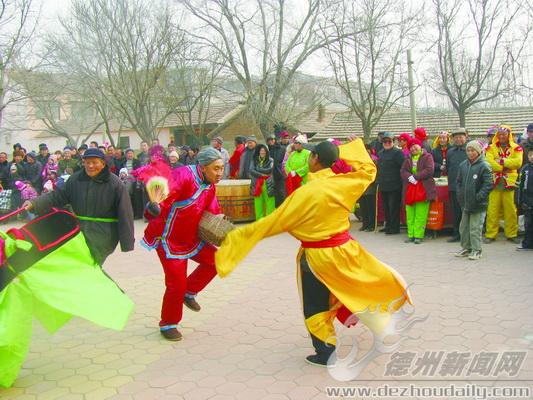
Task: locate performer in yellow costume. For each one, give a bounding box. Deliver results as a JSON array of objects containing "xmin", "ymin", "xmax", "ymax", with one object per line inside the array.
[
  {"xmin": 216, "ymin": 138, "xmax": 411, "ymax": 366},
  {"xmin": 485, "ymin": 125, "xmax": 523, "ymax": 242}
]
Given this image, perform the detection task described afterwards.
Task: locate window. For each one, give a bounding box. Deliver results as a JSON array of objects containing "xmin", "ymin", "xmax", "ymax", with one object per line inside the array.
[{"xmin": 118, "ymin": 136, "xmax": 130, "ymax": 149}]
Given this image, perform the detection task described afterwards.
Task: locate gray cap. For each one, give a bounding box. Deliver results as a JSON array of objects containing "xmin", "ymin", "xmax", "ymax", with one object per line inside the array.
[
  {"xmin": 382, "ymin": 132, "xmax": 395, "ymax": 139},
  {"xmin": 452, "ymin": 127, "xmax": 468, "ymax": 136},
  {"xmin": 246, "ymin": 135, "xmax": 257, "ymax": 143}
]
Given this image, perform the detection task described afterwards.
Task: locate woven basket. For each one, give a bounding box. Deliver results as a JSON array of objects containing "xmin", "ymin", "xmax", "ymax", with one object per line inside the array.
[{"xmin": 198, "ymin": 211, "xmax": 236, "ymax": 247}]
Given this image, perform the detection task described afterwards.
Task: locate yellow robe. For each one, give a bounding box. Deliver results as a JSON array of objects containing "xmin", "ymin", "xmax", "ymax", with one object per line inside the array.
[{"xmin": 216, "ymin": 139, "xmax": 412, "ymax": 345}]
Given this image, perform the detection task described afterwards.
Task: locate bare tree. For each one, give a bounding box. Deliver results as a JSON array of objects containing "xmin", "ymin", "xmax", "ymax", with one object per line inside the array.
[
  {"xmin": 12, "ymin": 69, "xmax": 106, "ymax": 147},
  {"xmin": 180, "ymin": 0, "xmax": 346, "ymax": 138},
  {"xmin": 49, "ymin": 0, "xmax": 191, "ymax": 143},
  {"xmin": 0, "ymin": 0, "xmax": 39, "ymax": 128},
  {"xmin": 324, "ymin": 0, "xmax": 422, "ymax": 141},
  {"xmin": 171, "ymin": 49, "xmax": 224, "ymax": 146},
  {"xmin": 431, "ymin": 0, "xmax": 530, "ymax": 127}
]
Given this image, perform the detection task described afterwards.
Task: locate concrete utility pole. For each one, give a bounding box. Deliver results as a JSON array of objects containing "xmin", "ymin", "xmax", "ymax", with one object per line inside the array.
[{"xmin": 407, "ymin": 49, "xmax": 417, "ymax": 130}]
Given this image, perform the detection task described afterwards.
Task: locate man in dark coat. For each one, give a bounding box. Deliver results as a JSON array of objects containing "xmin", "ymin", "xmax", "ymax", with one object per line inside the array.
[
  {"xmin": 238, "ymin": 136, "xmax": 257, "ymax": 179},
  {"xmin": 0, "ymin": 152, "xmax": 9, "ymax": 188},
  {"xmin": 36, "ymin": 143, "xmax": 50, "ymax": 166},
  {"xmin": 376, "ymin": 132, "xmax": 404, "ymax": 234},
  {"xmin": 521, "ymin": 124, "xmax": 533, "ymax": 167},
  {"xmin": 23, "ymin": 148, "xmax": 135, "ymax": 265},
  {"xmin": 444, "ymin": 128, "xmax": 468, "ymax": 242},
  {"xmin": 23, "ymin": 152, "xmax": 43, "ymax": 192},
  {"xmin": 271, "ymin": 131, "xmax": 289, "ymax": 206}
]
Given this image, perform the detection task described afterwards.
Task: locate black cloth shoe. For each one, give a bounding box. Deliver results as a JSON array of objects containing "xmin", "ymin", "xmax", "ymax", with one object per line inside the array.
[
  {"xmin": 184, "ymin": 296, "xmax": 201, "ymax": 312},
  {"xmin": 404, "ymin": 238, "xmax": 414, "ymax": 243},
  {"xmin": 160, "ymin": 328, "xmax": 182, "ymax": 341},
  {"xmin": 305, "ymin": 354, "xmax": 332, "ymax": 367},
  {"xmin": 385, "ymin": 230, "xmax": 400, "ymax": 235},
  {"xmin": 447, "ymin": 236, "xmax": 460, "ymax": 243}
]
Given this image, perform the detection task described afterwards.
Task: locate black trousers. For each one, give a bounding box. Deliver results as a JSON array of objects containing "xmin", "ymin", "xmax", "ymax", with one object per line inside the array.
[
  {"xmin": 359, "ymin": 194, "xmax": 376, "ymax": 230},
  {"xmin": 381, "ymin": 190, "xmax": 401, "ymax": 233},
  {"xmin": 300, "ymin": 253, "xmax": 335, "ymax": 357},
  {"xmin": 273, "ymin": 177, "xmax": 287, "ymax": 207},
  {"xmin": 449, "ymin": 190, "xmax": 462, "ymax": 238},
  {"xmin": 523, "ymin": 209, "xmax": 533, "ymax": 248}
]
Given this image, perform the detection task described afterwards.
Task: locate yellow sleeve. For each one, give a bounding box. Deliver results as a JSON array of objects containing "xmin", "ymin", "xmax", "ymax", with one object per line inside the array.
[
  {"xmin": 339, "ymin": 139, "xmax": 377, "ymax": 190},
  {"xmin": 503, "ymin": 147, "xmax": 523, "ymax": 170},
  {"xmin": 215, "ymin": 190, "xmax": 312, "ymax": 278},
  {"xmin": 485, "ymin": 147, "xmax": 503, "ymax": 172}
]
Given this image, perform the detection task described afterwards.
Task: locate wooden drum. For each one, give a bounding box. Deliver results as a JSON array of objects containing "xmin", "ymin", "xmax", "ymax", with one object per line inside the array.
[{"xmin": 215, "ymin": 179, "xmax": 255, "ymax": 222}]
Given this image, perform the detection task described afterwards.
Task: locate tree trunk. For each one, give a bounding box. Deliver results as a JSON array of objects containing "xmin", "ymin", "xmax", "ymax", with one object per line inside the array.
[
  {"xmin": 458, "ymin": 107, "xmax": 467, "ymax": 128},
  {"xmin": 362, "ymin": 121, "xmax": 372, "ymax": 143}
]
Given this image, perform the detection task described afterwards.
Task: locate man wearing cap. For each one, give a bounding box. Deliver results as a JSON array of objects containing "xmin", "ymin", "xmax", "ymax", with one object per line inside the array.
[
  {"xmin": 238, "ymin": 136, "xmax": 257, "ymax": 179},
  {"xmin": 376, "ymin": 132, "xmax": 404, "ymax": 235},
  {"xmin": 216, "ymin": 138, "xmax": 411, "ymax": 366},
  {"xmin": 23, "ymin": 152, "xmax": 43, "ymax": 192},
  {"xmin": 285, "ymin": 134, "xmax": 311, "ymax": 195},
  {"xmin": 142, "ymin": 148, "xmax": 225, "ymax": 341},
  {"xmin": 58, "ymin": 147, "xmax": 80, "ymax": 175},
  {"xmin": 445, "ymin": 127, "xmax": 469, "ymax": 242},
  {"xmin": 229, "ymin": 136, "xmax": 246, "ymax": 178},
  {"xmin": 272, "ymin": 131, "xmax": 290, "ymax": 206},
  {"xmin": 521, "ymin": 124, "xmax": 533, "ymax": 166},
  {"xmin": 23, "ymin": 148, "xmax": 135, "ymax": 265},
  {"xmin": 484, "ymin": 125, "xmax": 523, "ymax": 243},
  {"xmin": 211, "ymin": 136, "xmax": 230, "ymax": 179},
  {"xmin": 36, "ymin": 144, "xmax": 50, "ymax": 166}
]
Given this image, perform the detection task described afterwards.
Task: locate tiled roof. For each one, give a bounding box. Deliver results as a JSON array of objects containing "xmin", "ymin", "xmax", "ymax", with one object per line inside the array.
[{"xmin": 314, "ymin": 107, "xmax": 533, "ymax": 140}]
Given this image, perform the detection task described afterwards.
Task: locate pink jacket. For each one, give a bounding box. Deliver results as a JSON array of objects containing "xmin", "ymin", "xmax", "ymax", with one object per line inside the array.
[{"xmin": 141, "ymin": 165, "xmax": 221, "ymax": 259}]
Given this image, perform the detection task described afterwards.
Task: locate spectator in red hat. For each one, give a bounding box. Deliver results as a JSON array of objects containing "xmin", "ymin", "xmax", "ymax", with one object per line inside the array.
[
  {"xmin": 397, "ymin": 133, "xmax": 411, "ymax": 157},
  {"xmin": 413, "ymin": 127, "xmax": 432, "ymax": 153}
]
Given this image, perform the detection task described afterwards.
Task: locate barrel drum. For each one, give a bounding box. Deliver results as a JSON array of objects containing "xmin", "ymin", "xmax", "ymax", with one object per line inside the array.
[{"xmin": 216, "ymin": 179, "xmax": 255, "ymax": 222}]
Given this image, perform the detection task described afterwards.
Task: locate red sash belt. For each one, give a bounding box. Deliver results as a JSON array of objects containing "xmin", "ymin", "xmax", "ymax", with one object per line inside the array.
[{"xmin": 301, "ymin": 231, "xmax": 352, "ymax": 248}]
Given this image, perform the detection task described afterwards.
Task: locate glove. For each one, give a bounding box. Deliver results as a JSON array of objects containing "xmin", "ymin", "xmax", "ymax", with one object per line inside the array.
[
  {"xmin": 145, "ymin": 202, "xmax": 161, "ymax": 217},
  {"xmin": 408, "ymin": 175, "xmax": 418, "ymax": 185},
  {"xmin": 290, "ymin": 171, "xmax": 297, "ymax": 177}
]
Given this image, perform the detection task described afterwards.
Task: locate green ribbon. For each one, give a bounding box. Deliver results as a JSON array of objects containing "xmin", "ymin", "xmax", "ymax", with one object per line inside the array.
[{"xmin": 77, "ymin": 216, "xmax": 118, "ymax": 223}]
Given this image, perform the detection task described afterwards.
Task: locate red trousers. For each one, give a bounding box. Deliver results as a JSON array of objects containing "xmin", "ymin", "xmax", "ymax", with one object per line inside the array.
[{"xmin": 156, "ymin": 245, "xmax": 217, "ymax": 327}]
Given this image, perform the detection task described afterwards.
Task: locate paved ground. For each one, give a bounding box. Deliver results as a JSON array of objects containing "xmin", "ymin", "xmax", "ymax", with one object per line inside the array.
[{"xmin": 1, "ymin": 217, "xmax": 533, "ymax": 400}]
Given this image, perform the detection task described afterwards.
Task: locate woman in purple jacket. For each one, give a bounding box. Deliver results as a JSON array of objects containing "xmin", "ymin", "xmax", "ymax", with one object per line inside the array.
[{"xmin": 401, "ymin": 138, "xmax": 436, "ymax": 244}]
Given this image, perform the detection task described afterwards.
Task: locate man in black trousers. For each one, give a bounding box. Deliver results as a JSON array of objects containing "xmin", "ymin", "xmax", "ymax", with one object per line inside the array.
[{"xmin": 376, "ymin": 132, "xmax": 404, "ymax": 234}]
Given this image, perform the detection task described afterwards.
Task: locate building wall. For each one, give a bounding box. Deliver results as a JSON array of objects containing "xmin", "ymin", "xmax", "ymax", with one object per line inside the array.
[{"xmin": 218, "ymin": 113, "xmax": 262, "ymax": 150}]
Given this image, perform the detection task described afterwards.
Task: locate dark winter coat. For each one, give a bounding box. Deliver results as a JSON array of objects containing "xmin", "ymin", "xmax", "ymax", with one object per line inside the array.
[
  {"xmin": 270, "ymin": 143, "xmax": 288, "ymax": 182},
  {"xmin": 522, "ymin": 139, "xmax": 533, "ymax": 167},
  {"xmin": 456, "ymin": 155, "xmax": 493, "ymax": 213},
  {"xmin": 400, "ymin": 150, "xmax": 437, "ymax": 202},
  {"xmin": 376, "ymin": 147, "xmax": 404, "ymax": 192},
  {"xmin": 445, "ymin": 145, "xmax": 467, "ymax": 191},
  {"xmin": 249, "ymin": 144, "xmax": 275, "ymax": 196},
  {"xmin": 431, "ymin": 145, "xmax": 450, "ymax": 178},
  {"xmin": 30, "ymin": 165, "xmax": 134, "ymax": 265},
  {"xmin": 24, "ymin": 160, "xmax": 43, "ymax": 191},
  {"xmin": 519, "ymin": 162, "xmax": 533, "ymax": 209},
  {"xmin": 238, "ymin": 147, "xmax": 255, "ymax": 179},
  {"xmin": 0, "ymin": 161, "xmax": 9, "ymax": 188}
]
